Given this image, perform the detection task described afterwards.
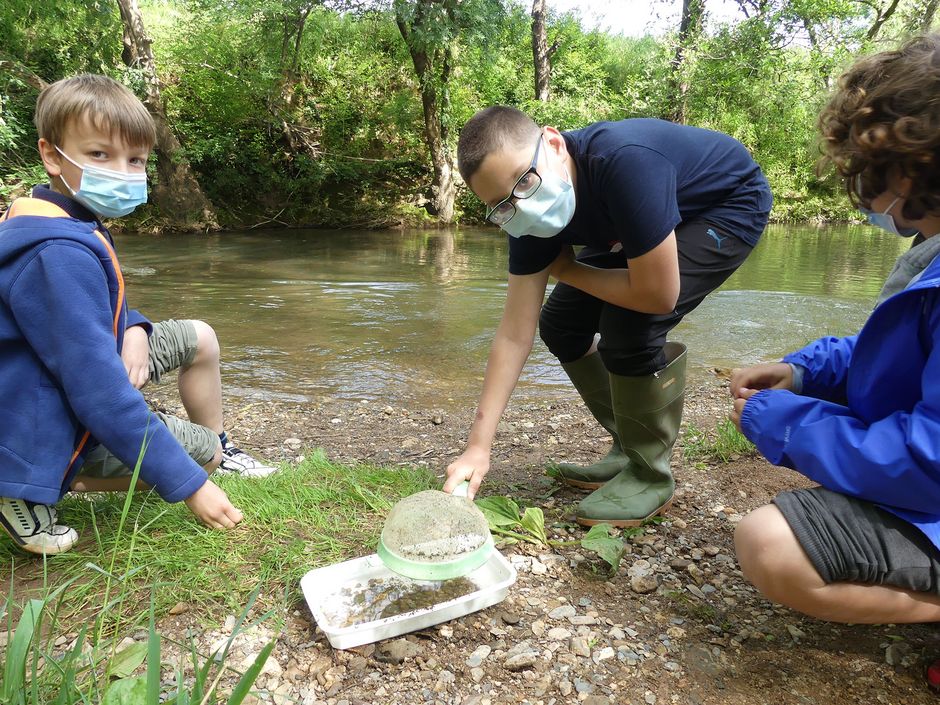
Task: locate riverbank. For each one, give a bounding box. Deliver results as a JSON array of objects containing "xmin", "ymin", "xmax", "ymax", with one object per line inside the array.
[{"xmin": 132, "ymin": 372, "xmax": 937, "ymax": 704}]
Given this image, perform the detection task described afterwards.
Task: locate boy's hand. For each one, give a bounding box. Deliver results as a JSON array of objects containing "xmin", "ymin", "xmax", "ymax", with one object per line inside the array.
[
  {"xmin": 443, "ymin": 446, "xmax": 490, "ymax": 499},
  {"xmin": 122, "ymin": 325, "xmax": 151, "ymax": 389},
  {"xmin": 184, "ymin": 480, "xmax": 243, "ymax": 529},
  {"xmin": 549, "ymin": 245, "xmax": 576, "ymax": 282},
  {"xmin": 729, "ymin": 362, "xmax": 792, "ymax": 399},
  {"xmin": 730, "ymin": 388, "xmax": 758, "ymax": 432}
]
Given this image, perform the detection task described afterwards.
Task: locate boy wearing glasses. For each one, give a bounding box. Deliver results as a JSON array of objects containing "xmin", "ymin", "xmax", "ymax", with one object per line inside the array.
[{"xmin": 443, "ymin": 107, "xmax": 771, "ymax": 527}]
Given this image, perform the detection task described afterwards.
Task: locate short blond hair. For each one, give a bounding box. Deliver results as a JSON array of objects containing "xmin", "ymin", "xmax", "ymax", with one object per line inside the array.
[{"xmin": 35, "ymin": 74, "xmax": 156, "ymax": 149}]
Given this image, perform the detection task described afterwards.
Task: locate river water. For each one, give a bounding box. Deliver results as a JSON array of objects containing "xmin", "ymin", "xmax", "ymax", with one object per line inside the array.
[{"xmin": 114, "ymin": 223, "xmax": 910, "ymax": 406}]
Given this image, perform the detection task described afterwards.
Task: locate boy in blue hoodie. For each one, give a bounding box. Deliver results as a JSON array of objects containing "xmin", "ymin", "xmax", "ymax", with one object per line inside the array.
[
  {"xmin": 0, "ymin": 74, "xmax": 244, "ymax": 555},
  {"xmin": 731, "ymin": 35, "xmax": 940, "ymax": 624}
]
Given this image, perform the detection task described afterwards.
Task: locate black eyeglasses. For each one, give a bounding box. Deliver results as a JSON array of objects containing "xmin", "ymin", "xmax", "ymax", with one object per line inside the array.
[{"xmin": 485, "ymin": 138, "xmax": 543, "ymax": 226}]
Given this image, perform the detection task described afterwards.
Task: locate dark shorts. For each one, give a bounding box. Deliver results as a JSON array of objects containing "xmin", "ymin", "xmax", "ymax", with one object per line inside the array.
[
  {"xmin": 538, "ymin": 220, "xmax": 754, "ymax": 376},
  {"xmin": 775, "ymin": 486, "xmax": 940, "ymax": 594}
]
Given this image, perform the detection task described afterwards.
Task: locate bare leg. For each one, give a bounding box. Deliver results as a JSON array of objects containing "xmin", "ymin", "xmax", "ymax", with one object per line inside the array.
[
  {"xmin": 735, "ymin": 504, "xmax": 940, "ymax": 623},
  {"xmin": 178, "ymin": 320, "xmax": 224, "ymax": 434},
  {"xmin": 70, "ymin": 445, "xmax": 223, "ymax": 492}
]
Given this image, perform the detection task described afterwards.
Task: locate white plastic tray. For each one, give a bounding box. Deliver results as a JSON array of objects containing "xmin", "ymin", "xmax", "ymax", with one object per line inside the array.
[{"xmin": 300, "ymin": 549, "xmax": 516, "ymax": 649}]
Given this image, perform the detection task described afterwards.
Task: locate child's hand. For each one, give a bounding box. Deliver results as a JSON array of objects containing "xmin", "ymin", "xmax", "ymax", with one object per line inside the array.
[
  {"xmin": 443, "ymin": 446, "xmax": 490, "ymax": 499},
  {"xmin": 122, "ymin": 325, "xmax": 151, "ymax": 389},
  {"xmin": 730, "ymin": 388, "xmax": 759, "ymax": 432},
  {"xmin": 184, "ymin": 480, "xmax": 243, "ymax": 529},
  {"xmin": 730, "ymin": 362, "xmax": 792, "ymax": 399}
]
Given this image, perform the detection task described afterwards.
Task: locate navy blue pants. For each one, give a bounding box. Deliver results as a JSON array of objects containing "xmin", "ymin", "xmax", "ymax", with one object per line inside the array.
[{"xmin": 538, "ymin": 220, "xmax": 754, "ymax": 376}]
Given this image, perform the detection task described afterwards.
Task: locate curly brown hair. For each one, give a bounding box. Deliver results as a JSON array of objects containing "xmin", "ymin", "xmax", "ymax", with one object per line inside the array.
[{"xmin": 818, "ymin": 34, "xmax": 940, "ymax": 220}]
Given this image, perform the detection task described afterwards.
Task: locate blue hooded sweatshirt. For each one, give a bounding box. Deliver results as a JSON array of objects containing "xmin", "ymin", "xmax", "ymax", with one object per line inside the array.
[
  {"xmin": 0, "ymin": 187, "xmax": 208, "ymax": 505},
  {"xmin": 740, "ymin": 246, "xmax": 940, "ymax": 549}
]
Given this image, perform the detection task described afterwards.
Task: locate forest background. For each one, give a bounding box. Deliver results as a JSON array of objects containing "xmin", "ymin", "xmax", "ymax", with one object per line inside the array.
[{"xmin": 1, "ymin": 0, "xmax": 937, "ymax": 232}]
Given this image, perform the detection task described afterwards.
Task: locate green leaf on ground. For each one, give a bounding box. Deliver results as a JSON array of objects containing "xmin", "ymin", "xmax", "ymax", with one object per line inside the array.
[
  {"xmin": 475, "ymin": 496, "xmax": 521, "ymax": 527},
  {"xmin": 580, "ymin": 523, "xmax": 625, "ymax": 573},
  {"xmin": 108, "ymin": 641, "xmax": 148, "ymax": 678},
  {"xmin": 102, "ymin": 676, "xmax": 147, "ymax": 705},
  {"xmin": 520, "ymin": 507, "xmax": 548, "ymax": 545}
]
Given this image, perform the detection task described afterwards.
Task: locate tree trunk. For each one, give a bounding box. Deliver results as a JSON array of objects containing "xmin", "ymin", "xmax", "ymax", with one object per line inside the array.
[
  {"xmin": 667, "ymin": 0, "xmax": 704, "ymax": 123},
  {"xmin": 0, "ymin": 56, "xmax": 47, "ymax": 91},
  {"xmin": 866, "ymin": 0, "xmax": 903, "ymax": 41},
  {"xmin": 114, "ymin": 0, "xmax": 217, "ymax": 229},
  {"xmin": 918, "ymin": 0, "xmax": 939, "ymax": 32},
  {"xmin": 531, "ymin": 0, "xmax": 554, "ymax": 102},
  {"xmin": 396, "ymin": 6, "xmax": 456, "ymax": 223}
]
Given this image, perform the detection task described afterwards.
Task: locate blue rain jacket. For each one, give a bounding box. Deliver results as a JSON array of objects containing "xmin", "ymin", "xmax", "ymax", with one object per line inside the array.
[
  {"xmin": 740, "ymin": 249, "xmax": 940, "ymax": 549},
  {"xmin": 0, "ymin": 190, "xmax": 207, "ymax": 505}
]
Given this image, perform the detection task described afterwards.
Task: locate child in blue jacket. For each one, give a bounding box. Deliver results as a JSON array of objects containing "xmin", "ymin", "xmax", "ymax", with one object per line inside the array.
[
  {"xmin": 0, "ymin": 75, "xmax": 245, "ymax": 555},
  {"xmin": 731, "ymin": 35, "xmax": 940, "ymax": 624}
]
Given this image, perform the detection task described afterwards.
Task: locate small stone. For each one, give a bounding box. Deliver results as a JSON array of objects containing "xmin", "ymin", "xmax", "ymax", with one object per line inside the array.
[
  {"xmin": 438, "ymin": 625, "xmax": 453, "ymax": 639},
  {"xmin": 466, "ymin": 645, "xmax": 491, "ymax": 668},
  {"xmin": 574, "ymin": 678, "xmax": 594, "ymax": 694},
  {"xmin": 644, "ymin": 692, "xmax": 657, "ymax": 705},
  {"xmin": 223, "ymin": 615, "xmax": 237, "ymax": 632},
  {"xmin": 432, "ymin": 415, "xmax": 444, "ymax": 425},
  {"xmin": 885, "ymin": 642, "xmax": 911, "ymax": 666},
  {"xmin": 547, "ymin": 627, "xmax": 572, "ymax": 641},
  {"xmin": 584, "ymin": 697, "xmax": 612, "ymax": 705},
  {"xmin": 374, "ymin": 639, "xmax": 420, "ymax": 664},
  {"xmin": 531, "ymin": 560, "xmax": 548, "ymax": 575},
  {"xmin": 549, "ymin": 605, "xmax": 577, "ymax": 620},
  {"xmin": 786, "ymin": 624, "xmax": 806, "ymax": 640},
  {"xmin": 168, "ymin": 602, "xmax": 189, "ymax": 615},
  {"xmin": 568, "ymin": 615, "xmax": 597, "ymax": 626},
  {"xmin": 558, "ymin": 679, "xmax": 573, "ymax": 696},
  {"xmin": 671, "ymin": 518, "xmax": 688, "ymax": 530},
  {"xmin": 500, "ymin": 611, "xmax": 521, "ymax": 625},
  {"xmin": 284, "ymin": 438, "xmax": 302, "ymax": 448},
  {"xmin": 592, "ymin": 646, "xmax": 615, "ymax": 664},
  {"xmin": 504, "ymin": 652, "xmax": 538, "ymax": 670},
  {"xmin": 669, "ymin": 558, "xmax": 691, "ymax": 569},
  {"xmin": 470, "ymin": 667, "xmax": 485, "ymax": 683},
  {"xmin": 687, "ymin": 584, "xmax": 707, "ymax": 600},
  {"xmin": 631, "ymin": 574, "xmax": 659, "ymax": 594},
  {"xmin": 570, "ymin": 636, "xmax": 591, "ymax": 658}
]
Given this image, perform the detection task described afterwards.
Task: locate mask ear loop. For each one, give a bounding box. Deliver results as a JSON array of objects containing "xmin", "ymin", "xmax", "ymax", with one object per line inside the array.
[{"xmin": 53, "ymin": 146, "xmax": 82, "ymax": 196}]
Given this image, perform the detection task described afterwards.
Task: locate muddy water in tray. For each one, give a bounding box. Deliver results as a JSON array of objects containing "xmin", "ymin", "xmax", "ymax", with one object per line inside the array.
[{"xmin": 333, "ymin": 575, "xmax": 478, "ymax": 627}]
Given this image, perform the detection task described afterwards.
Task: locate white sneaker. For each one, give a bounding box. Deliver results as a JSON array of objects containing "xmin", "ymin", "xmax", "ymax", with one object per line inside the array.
[
  {"xmin": 0, "ymin": 497, "xmax": 79, "ymax": 555},
  {"xmin": 218, "ymin": 446, "xmax": 278, "ymax": 478}
]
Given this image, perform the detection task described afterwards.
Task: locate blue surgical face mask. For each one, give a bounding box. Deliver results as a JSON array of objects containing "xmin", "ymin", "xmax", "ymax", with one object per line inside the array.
[
  {"xmin": 55, "ymin": 146, "xmax": 148, "ymax": 218},
  {"xmin": 860, "ymin": 196, "xmax": 920, "ymax": 238},
  {"xmin": 501, "ymin": 144, "xmax": 575, "ymax": 239}
]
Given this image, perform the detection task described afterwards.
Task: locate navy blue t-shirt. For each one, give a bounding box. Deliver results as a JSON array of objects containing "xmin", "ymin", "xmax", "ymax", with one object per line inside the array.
[{"xmin": 508, "ymin": 119, "xmax": 773, "ymax": 275}]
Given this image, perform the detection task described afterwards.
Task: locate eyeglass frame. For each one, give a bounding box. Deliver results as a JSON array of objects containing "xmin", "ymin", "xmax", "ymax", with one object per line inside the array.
[{"xmin": 485, "ymin": 136, "xmax": 544, "ymax": 226}]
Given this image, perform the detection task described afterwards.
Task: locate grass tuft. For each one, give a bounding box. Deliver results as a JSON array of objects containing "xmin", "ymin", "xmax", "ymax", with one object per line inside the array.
[{"xmin": 682, "ymin": 419, "xmax": 756, "ymax": 464}]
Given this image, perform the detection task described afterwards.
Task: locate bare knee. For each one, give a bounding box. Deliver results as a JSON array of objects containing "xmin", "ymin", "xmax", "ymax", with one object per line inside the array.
[
  {"xmin": 204, "ymin": 442, "xmax": 223, "ymax": 474},
  {"xmin": 735, "ymin": 504, "xmax": 822, "ymax": 602},
  {"xmin": 190, "ymin": 320, "xmax": 220, "ymax": 367}
]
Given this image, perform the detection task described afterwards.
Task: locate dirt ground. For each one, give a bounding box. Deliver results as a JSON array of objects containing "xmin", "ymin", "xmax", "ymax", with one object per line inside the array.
[{"xmin": 142, "ymin": 371, "xmax": 940, "ymax": 705}]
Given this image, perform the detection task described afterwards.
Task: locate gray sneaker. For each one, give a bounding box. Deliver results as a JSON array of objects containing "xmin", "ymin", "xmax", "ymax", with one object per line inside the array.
[
  {"xmin": 218, "ymin": 446, "xmax": 278, "ymax": 478},
  {"xmin": 0, "ymin": 498, "xmax": 78, "ymax": 555}
]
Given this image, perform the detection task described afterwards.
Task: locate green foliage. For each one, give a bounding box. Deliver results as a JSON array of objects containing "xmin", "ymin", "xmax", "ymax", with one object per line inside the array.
[
  {"xmin": 474, "ymin": 495, "xmax": 626, "ymax": 572},
  {"xmin": 683, "ymin": 419, "xmax": 756, "ymax": 464},
  {"xmin": 0, "ymin": 0, "xmax": 926, "ymax": 223}
]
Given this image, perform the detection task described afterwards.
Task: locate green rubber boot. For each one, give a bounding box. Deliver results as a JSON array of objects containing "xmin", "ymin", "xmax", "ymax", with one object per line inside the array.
[
  {"xmin": 551, "ymin": 352, "xmax": 629, "ymax": 490},
  {"xmin": 576, "ymin": 342, "xmax": 687, "ymax": 528}
]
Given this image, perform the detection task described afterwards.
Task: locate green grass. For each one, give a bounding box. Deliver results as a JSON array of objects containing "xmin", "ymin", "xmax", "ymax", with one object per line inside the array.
[
  {"xmin": 0, "ymin": 450, "xmax": 434, "ymax": 703},
  {"xmin": 682, "ymin": 419, "xmax": 756, "ymax": 464}
]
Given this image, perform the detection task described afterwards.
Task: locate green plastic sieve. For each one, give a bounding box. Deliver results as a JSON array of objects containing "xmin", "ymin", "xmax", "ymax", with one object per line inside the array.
[{"xmin": 377, "ymin": 482, "xmax": 494, "ymax": 581}]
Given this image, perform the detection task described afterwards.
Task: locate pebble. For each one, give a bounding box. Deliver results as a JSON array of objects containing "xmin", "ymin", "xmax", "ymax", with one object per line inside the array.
[
  {"xmin": 374, "ymin": 639, "xmax": 420, "ymax": 664},
  {"xmin": 504, "ymin": 652, "xmax": 539, "ymax": 670},
  {"xmin": 500, "ymin": 611, "xmax": 521, "ymax": 625},
  {"xmin": 592, "ymin": 646, "xmax": 615, "ymax": 664},
  {"xmin": 570, "ymin": 637, "xmax": 592, "ymax": 658},
  {"xmin": 548, "ymin": 627, "xmax": 572, "ymax": 641},
  {"xmin": 466, "ymin": 645, "xmax": 491, "ymax": 667},
  {"xmin": 630, "ymin": 574, "xmax": 659, "ymax": 594},
  {"xmin": 549, "ymin": 605, "xmax": 577, "ymax": 620}
]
